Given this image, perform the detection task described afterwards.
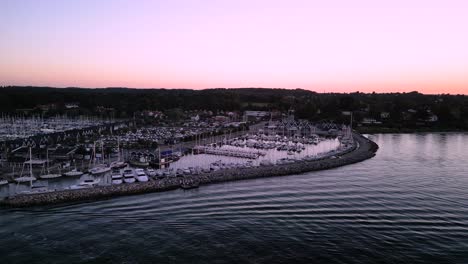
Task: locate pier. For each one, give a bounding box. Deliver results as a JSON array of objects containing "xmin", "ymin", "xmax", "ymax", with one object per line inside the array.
[
  {"xmin": 0, "ymin": 133, "xmax": 378, "ymax": 207},
  {"xmin": 193, "ymin": 146, "xmax": 264, "ymax": 159}
]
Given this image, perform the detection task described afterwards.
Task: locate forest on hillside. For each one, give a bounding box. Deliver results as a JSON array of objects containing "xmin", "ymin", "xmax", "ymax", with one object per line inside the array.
[{"xmin": 1, "ymin": 86, "xmax": 468, "ymax": 130}]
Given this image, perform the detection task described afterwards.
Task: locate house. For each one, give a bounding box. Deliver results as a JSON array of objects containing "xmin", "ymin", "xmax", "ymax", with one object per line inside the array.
[
  {"xmin": 65, "ymin": 103, "xmax": 79, "ymax": 109},
  {"xmin": 380, "ymin": 112, "xmax": 390, "ymax": 119},
  {"xmin": 190, "ymin": 114, "xmax": 200, "ymax": 122},
  {"xmin": 426, "ymin": 114, "xmax": 438, "ymax": 122},
  {"xmin": 361, "ymin": 118, "xmax": 382, "ymax": 125},
  {"xmin": 243, "ymin": 111, "xmax": 269, "ymax": 121}
]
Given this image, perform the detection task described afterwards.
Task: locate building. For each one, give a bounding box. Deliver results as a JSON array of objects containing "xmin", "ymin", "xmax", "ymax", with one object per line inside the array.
[
  {"xmin": 243, "ymin": 111, "xmax": 269, "ymax": 122},
  {"xmin": 361, "ymin": 118, "xmax": 382, "ymax": 125},
  {"xmin": 426, "ymin": 114, "xmax": 438, "ymax": 122},
  {"xmin": 380, "ymin": 112, "xmax": 390, "ymax": 119}
]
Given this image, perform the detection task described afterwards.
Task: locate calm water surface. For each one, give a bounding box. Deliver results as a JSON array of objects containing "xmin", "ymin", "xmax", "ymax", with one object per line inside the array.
[{"xmin": 1, "ymin": 133, "xmax": 468, "ymax": 264}]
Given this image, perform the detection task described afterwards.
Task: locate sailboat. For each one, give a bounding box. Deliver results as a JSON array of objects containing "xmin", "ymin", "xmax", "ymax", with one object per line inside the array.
[
  {"xmin": 111, "ymin": 137, "xmax": 127, "ymax": 169},
  {"xmin": 39, "ymin": 148, "xmax": 62, "ymax": 179},
  {"xmin": 89, "ymin": 141, "xmax": 111, "ymax": 175},
  {"xmin": 14, "ymin": 147, "xmax": 37, "ymax": 184}
]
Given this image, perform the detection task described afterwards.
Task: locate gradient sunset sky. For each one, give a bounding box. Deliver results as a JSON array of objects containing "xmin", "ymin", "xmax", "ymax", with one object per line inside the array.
[{"xmin": 1, "ymin": 0, "xmax": 467, "ymax": 94}]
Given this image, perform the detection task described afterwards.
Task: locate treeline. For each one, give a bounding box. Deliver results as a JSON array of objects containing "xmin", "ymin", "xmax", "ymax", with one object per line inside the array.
[{"xmin": 1, "ymin": 86, "xmax": 468, "ymax": 129}]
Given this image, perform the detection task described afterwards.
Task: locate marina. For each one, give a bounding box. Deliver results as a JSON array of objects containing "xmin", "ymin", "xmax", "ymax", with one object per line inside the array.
[
  {"xmin": 0, "ymin": 132, "xmax": 377, "ymax": 207},
  {"xmin": 0, "ymin": 108, "xmax": 371, "ymax": 207}
]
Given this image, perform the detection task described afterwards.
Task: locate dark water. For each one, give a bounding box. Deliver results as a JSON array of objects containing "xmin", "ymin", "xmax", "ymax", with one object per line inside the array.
[{"xmin": 1, "ymin": 133, "xmax": 468, "ymax": 264}]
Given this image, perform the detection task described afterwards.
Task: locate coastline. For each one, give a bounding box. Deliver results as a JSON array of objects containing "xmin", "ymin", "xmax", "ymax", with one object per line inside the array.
[
  {"xmin": 0, "ymin": 133, "xmax": 378, "ymax": 208},
  {"xmin": 357, "ymin": 127, "xmax": 467, "ymax": 134}
]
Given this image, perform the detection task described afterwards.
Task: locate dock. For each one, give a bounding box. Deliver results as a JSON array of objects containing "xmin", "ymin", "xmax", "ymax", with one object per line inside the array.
[{"xmin": 0, "ymin": 133, "xmax": 378, "ymax": 207}]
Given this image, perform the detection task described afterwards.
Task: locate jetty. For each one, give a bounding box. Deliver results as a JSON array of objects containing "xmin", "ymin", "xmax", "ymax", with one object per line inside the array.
[
  {"xmin": 193, "ymin": 146, "xmax": 264, "ymax": 159},
  {"xmin": 0, "ymin": 133, "xmax": 378, "ymax": 207}
]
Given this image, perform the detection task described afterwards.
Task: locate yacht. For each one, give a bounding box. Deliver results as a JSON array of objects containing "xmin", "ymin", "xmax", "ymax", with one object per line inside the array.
[
  {"xmin": 40, "ymin": 148, "xmax": 63, "ymax": 179},
  {"xmin": 146, "ymin": 168, "xmax": 157, "ymax": 177},
  {"xmin": 39, "ymin": 173, "xmax": 62, "ymax": 179},
  {"xmin": 110, "ymin": 160, "xmax": 127, "ymax": 169},
  {"xmin": 16, "ymin": 147, "xmax": 37, "ymax": 184},
  {"xmin": 111, "ymin": 137, "xmax": 127, "ymax": 169},
  {"xmin": 18, "ymin": 184, "xmax": 52, "ymax": 195},
  {"xmin": 69, "ymin": 179, "xmax": 101, "ymax": 189},
  {"xmin": 135, "ymin": 168, "xmax": 149, "ymax": 182},
  {"xmin": 123, "ymin": 169, "xmax": 135, "ymax": 183},
  {"xmin": 14, "ymin": 176, "xmax": 37, "ymax": 183},
  {"xmin": 63, "ymin": 169, "xmax": 84, "ymax": 177},
  {"xmin": 89, "ymin": 164, "xmax": 111, "ymax": 175},
  {"xmin": 111, "ymin": 169, "xmax": 123, "ymax": 185}
]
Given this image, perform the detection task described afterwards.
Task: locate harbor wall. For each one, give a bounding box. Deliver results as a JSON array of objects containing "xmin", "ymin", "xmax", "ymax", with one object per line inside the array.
[{"xmin": 1, "ymin": 134, "xmax": 378, "ymax": 207}]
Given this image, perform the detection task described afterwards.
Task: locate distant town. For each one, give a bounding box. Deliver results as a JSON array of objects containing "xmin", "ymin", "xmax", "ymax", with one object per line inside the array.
[{"xmin": 1, "ymin": 86, "xmax": 467, "ymax": 132}]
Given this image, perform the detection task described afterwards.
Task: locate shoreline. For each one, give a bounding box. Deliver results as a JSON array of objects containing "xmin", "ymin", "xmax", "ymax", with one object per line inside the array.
[
  {"xmin": 0, "ymin": 133, "xmax": 378, "ymax": 208},
  {"xmin": 357, "ymin": 127, "xmax": 468, "ymax": 134}
]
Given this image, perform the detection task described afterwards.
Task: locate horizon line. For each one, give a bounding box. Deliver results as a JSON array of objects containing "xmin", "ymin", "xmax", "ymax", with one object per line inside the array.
[{"xmin": 2, "ymin": 85, "xmax": 467, "ymax": 96}]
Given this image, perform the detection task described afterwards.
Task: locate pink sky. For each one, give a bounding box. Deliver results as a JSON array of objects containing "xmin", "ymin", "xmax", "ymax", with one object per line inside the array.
[{"xmin": 1, "ymin": 0, "xmax": 467, "ymax": 94}]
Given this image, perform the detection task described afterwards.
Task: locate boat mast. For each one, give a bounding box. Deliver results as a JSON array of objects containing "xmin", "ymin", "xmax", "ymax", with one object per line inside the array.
[
  {"xmin": 29, "ymin": 147, "xmax": 33, "ymax": 187},
  {"xmin": 46, "ymin": 148, "xmax": 50, "ymax": 174},
  {"xmin": 117, "ymin": 137, "xmax": 121, "ymax": 162},
  {"xmin": 101, "ymin": 140, "xmax": 104, "ymax": 165},
  {"xmin": 158, "ymin": 147, "xmax": 161, "ymax": 170},
  {"xmin": 93, "ymin": 142, "xmax": 96, "ymax": 166}
]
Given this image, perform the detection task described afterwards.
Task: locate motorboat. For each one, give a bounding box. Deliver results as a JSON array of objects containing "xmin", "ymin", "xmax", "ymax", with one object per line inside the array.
[
  {"xmin": 0, "ymin": 179, "xmax": 9, "ymax": 186},
  {"xmin": 110, "ymin": 160, "xmax": 127, "ymax": 169},
  {"xmin": 89, "ymin": 164, "xmax": 111, "ymax": 175},
  {"xmin": 181, "ymin": 179, "xmax": 200, "ymax": 190},
  {"xmin": 123, "ymin": 169, "xmax": 135, "ymax": 183},
  {"xmin": 14, "ymin": 176, "xmax": 37, "ymax": 183},
  {"xmin": 146, "ymin": 168, "xmax": 157, "ymax": 177},
  {"xmin": 39, "ymin": 173, "xmax": 62, "ymax": 179},
  {"xmin": 129, "ymin": 156, "xmax": 150, "ymax": 168},
  {"xmin": 18, "ymin": 184, "xmax": 52, "ymax": 195},
  {"xmin": 156, "ymin": 170, "xmax": 165, "ymax": 178},
  {"xmin": 135, "ymin": 168, "xmax": 149, "ymax": 182},
  {"xmin": 111, "ymin": 169, "xmax": 123, "ymax": 185},
  {"xmin": 63, "ymin": 169, "xmax": 84, "ymax": 177},
  {"xmin": 260, "ymin": 160, "xmax": 273, "ymax": 167},
  {"xmin": 69, "ymin": 178, "xmax": 101, "ymax": 189}
]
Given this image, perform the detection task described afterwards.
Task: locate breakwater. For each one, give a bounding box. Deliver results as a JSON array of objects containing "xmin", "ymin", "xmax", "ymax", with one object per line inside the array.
[{"xmin": 1, "ymin": 134, "xmax": 378, "ymax": 207}]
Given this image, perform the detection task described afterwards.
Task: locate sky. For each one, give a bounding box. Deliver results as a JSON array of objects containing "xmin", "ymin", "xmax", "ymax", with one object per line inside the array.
[{"xmin": 1, "ymin": 0, "xmax": 468, "ymax": 94}]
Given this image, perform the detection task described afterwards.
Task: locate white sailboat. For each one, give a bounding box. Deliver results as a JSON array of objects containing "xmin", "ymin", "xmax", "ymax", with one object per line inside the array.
[
  {"xmin": 89, "ymin": 141, "xmax": 111, "ymax": 175},
  {"xmin": 14, "ymin": 147, "xmax": 37, "ymax": 184},
  {"xmin": 63, "ymin": 168, "xmax": 84, "ymax": 177},
  {"xmin": 111, "ymin": 137, "xmax": 127, "ymax": 169},
  {"xmin": 39, "ymin": 148, "xmax": 62, "ymax": 179}
]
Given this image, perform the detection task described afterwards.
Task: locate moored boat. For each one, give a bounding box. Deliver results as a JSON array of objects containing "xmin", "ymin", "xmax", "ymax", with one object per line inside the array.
[
  {"xmin": 39, "ymin": 173, "xmax": 62, "ymax": 179},
  {"xmin": 14, "ymin": 176, "xmax": 37, "ymax": 183},
  {"xmin": 135, "ymin": 168, "xmax": 149, "ymax": 182},
  {"xmin": 0, "ymin": 179, "xmax": 9, "ymax": 186},
  {"xmin": 123, "ymin": 168, "xmax": 135, "ymax": 183},
  {"xmin": 69, "ymin": 178, "xmax": 101, "ymax": 189},
  {"xmin": 63, "ymin": 169, "xmax": 84, "ymax": 177},
  {"xmin": 181, "ymin": 179, "xmax": 200, "ymax": 190},
  {"xmin": 111, "ymin": 169, "xmax": 123, "ymax": 185},
  {"xmin": 89, "ymin": 164, "xmax": 111, "ymax": 175}
]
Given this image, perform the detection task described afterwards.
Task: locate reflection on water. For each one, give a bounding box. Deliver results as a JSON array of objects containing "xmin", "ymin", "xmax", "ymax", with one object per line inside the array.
[
  {"xmin": 171, "ymin": 138, "xmax": 340, "ymax": 169},
  {"xmin": 1, "ymin": 133, "xmax": 468, "ymax": 264}
]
